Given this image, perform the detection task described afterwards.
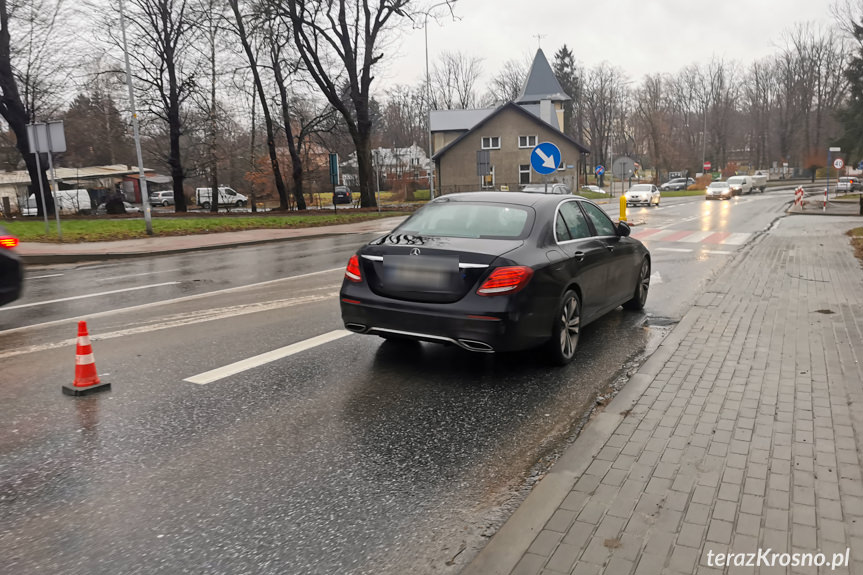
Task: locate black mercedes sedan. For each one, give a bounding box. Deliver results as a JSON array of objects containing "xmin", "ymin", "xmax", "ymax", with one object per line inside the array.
[
  {"xmin": 339, "ymin": 192, "xmax": 650, "ymax": 365},
  {"xmin": 0, "ymin": 225, "xmax": 23, "ymax": 307}
]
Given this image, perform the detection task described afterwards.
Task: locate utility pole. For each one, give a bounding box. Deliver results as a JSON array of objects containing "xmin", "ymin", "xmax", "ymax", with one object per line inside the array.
[{"xmin": 119, "ymin": 0, "xmax": 153, "ymax": 235}]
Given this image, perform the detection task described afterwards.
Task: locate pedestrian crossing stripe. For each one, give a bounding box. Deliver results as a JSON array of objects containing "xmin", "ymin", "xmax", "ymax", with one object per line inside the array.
[{"xmin": 632, "ymin": 228, "xmax": 751, "ymax": 246}]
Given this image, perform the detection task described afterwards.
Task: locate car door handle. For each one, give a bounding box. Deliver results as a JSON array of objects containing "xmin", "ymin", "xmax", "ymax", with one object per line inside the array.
[
  {"xmin": 573, "ymin": 251, "xmax": 585, "ymax": 262},
  {"xmin": 605, "ymin": 245, "xmax": 615, "ymax": 253}
]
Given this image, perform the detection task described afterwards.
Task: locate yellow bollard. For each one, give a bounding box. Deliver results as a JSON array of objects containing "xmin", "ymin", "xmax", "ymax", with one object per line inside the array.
[{"xmin": 619, "ymin": 194, "xmax": 627, "ymax": 222}]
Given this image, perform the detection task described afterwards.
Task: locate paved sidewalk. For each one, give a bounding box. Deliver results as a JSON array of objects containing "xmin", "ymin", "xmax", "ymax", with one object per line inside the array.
[
  {"xmin": 464, "ymin": 215, "xmax": 863, "ymax": 575},
  {"xmin": 15, "ymin": 216, "xmax": 407, "ymax": 264}
]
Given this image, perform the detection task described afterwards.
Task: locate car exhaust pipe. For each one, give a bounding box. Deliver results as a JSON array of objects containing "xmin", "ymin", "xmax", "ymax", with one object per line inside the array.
[
  {"xmin": 345, "ymin": 323, "xmax": 368, "ymax": 333},
  {"xmin": 457, "ymin": 339, "xmax": 494, "ymax": 353}
]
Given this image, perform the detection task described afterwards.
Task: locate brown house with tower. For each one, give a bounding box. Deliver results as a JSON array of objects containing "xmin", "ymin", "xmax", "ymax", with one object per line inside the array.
[{"xmin": 431, "ymin": 48, "xmax": 589, "ymax": 194}]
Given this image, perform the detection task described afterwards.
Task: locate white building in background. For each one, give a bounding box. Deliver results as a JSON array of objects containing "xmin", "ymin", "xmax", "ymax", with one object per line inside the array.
[{"xmin": 340, "ymin": 143, "xmax": 431, "ymax": 187}]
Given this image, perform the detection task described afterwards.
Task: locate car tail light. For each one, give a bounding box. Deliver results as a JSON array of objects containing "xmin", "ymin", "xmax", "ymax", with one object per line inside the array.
[
  {"xmin": 477, "ymin": 266, "xmax": 533, "ymax": 296},
  {"xmin": 345, "ymin": 254, "xmax": 362, "ymax": 282},
  {"xmin": 0, "ymin": 235, "xmax": 19, "ymax": 249}
]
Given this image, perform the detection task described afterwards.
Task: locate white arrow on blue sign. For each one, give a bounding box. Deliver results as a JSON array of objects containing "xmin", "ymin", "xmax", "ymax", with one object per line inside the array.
[{"xmin": 531, "ymin": 142, "xmax": 562, "ymax": 175}]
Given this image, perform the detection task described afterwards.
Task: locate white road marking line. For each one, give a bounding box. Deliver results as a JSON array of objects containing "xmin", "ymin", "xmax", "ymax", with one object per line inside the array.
[
  {"xmin": 0, "ymin": 267, "xmax": 344, "ymax": 336},
  {"xmin": 702, "ymin": 250, "xmax": 734, "ymax": 255},
  {"xmin": 677, "ymin": 231, "xmax": 714, "ymax": 243},
  {"xmin": 184, "ymin": 330, "xmax": 353, "ymax": 385},
  {"xmin": 0, "ymin": 282, "xmax": 181, "ymax": 311},
  {"xmin": 28, "ymin": 273, "xmax": 64, "ymax": 280},
  {"xmin": 0, "ymin": 289, "xmax": 340, "ymax": 360},
  {"xmin": 722, "ymin": 232, "xmax": 752, "ymax": 245},
  {"xmin": 103, "ymin": 268, "xmax": 182, "ymax": 281},
  {"xmin": 650, "ymin": 271, "xmax": 663, "ymax": 285},
  {"xmin": 656, "ymin": 216, "xmax": 700, "ymax": 230},
  {"xmin": 655, "ymin": 247, "xmax": 693, "ymax": 253}
]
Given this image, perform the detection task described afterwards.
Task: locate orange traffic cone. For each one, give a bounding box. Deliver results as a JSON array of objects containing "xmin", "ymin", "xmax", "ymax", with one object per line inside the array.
[{"xmin": 62, "ymin": 321, "xmax": 111, "ymax": 396}]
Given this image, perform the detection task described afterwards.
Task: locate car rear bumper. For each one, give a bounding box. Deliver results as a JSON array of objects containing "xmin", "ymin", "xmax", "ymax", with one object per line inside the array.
[{"xmin": 339, "ymin": 287, "xmax": 550, "ymax": 353}]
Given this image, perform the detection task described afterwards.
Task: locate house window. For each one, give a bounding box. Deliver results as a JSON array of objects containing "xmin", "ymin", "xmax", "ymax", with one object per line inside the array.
[
  {"xmin": 518, "ymin": 135, "xmax": 537, "ymax": 148},
  {"xmin": 519, "ymin": 164, "xmax": 530, "ymax": 185},
  {"xmin": 481, "ymin": 136, "xmax": 500, "ymax": 150},
  {"xmin": 481, "ymin": 165, "xmax": 496, "ymax": 189}
]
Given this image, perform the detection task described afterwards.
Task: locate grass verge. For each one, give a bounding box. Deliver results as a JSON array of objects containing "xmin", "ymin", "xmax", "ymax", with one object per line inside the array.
[
  {"xmin": 659, "ymin": 189, "xmax": 706, "ymax": 198},
  {"xmin": 6, "ymin": 211, "xmax": 410, "ymax": 243}
]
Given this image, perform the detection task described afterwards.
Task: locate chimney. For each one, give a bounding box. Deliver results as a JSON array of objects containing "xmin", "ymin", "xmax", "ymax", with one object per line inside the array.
[{"xmin": 540, "ymin": 99, "xmax": 559, "ymax": 130}]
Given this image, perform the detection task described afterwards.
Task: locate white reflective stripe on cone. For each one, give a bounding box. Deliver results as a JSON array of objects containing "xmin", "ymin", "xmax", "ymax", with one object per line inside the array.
[
  {"xmin": 76, "ymin": 354, "xmax": 95, "ymax": 365},
  {"xmin": 77, "ymin": 336, "xmax": 91, "ymax": 346}
]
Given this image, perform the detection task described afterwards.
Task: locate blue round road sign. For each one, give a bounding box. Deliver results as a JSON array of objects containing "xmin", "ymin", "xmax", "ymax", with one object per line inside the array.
[
  {"xmin": 531, "ymin": 142, "xmax": 562, "ymax": 175},
  {"xmin": 595, "ymin": 165, "xmax": 605, "ymax": 176}
]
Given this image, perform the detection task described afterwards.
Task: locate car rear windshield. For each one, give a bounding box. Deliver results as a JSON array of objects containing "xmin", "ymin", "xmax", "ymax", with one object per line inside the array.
[{"xmin": 397, "ymin": 202, "xmax": 532, "ymax": 239}]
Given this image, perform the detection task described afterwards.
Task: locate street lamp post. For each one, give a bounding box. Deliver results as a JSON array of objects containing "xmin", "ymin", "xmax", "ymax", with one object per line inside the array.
[
  {"xmin": 422, "ymin": 1, "xmax": 457, "ymax": 199},
  {"xmin": 119, "ymin": 0, "xmax": 153, "ymax": 236}
]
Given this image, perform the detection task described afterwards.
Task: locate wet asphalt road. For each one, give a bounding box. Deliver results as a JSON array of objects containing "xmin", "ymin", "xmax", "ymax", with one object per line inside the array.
[{"xmin": 0, "ymin": 190, "xmax": 794, "ymax": 574}]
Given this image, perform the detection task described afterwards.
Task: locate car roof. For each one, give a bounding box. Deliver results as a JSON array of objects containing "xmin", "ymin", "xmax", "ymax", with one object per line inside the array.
[{"xmin": 433, "ymin": 191, "xmax": 582, "ymax": 208}]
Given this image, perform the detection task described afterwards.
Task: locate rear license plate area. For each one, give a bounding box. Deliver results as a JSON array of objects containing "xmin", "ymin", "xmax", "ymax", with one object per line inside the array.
[{"xmin": 383, "ymin": 255, "xmax": 458, "ymax": 292}]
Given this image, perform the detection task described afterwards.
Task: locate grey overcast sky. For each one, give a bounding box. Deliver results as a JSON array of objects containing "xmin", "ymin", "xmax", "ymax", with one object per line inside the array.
[{"xmin": 379, "ymin": 0, "xmax": 839, "ymax": 89}]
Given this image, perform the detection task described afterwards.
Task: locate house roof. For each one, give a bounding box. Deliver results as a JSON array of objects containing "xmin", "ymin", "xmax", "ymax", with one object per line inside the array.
[
  {"xmin": 431, "ymin": 104, "xmax": 556, "ymax": 133},
  {"xmin": 515, "ymin": 48, "xmax": 571, "ymax": 104},
  {"xmin": 432, "ymin": 101, "xmax": 589, "ymax": 161},
  {"xmin": 430, "ymin": 108, "xmax": 497, "ymax": 132},
  {"xmin": 0, "ymin": 164, "xmax": 153, "ymax": 186}
]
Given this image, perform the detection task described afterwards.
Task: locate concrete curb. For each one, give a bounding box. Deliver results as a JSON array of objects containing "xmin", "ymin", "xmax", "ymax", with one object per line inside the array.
[{"xmin": 461, "ymin": 309, "xmax": 702, "ymax": 575}]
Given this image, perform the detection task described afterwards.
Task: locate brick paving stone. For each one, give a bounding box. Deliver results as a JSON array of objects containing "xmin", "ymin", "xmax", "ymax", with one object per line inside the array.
[{"xmin": 471, "ymin": 219, "xmax": 863, "ymax": 575}]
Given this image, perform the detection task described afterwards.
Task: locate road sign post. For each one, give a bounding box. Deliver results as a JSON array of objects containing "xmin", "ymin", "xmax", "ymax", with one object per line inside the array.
[{"xmin": 531, "ymin": 143, "xmax": 561, "ymax": 194}]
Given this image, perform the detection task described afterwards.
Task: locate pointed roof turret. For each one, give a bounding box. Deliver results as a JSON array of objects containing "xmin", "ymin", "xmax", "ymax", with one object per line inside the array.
[{"xmin": 515, "ymin": 48, "xmax": 571, "ymax": 104}]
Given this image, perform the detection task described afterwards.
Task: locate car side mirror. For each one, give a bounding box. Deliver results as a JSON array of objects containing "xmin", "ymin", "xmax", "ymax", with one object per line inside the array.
[{"xmin": 617, "ymin": 221, "xmax": 631, "ymax": 237}]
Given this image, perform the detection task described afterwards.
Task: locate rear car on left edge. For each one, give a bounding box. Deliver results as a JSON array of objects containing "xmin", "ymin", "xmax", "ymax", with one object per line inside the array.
[{"xmin": 0, "ymin": 225, "xmax": 23, "ymax": 306}]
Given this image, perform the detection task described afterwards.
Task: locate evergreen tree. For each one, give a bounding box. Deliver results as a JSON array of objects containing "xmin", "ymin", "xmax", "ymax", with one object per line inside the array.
[
  {"xmin": 62, "ymin": 92, "xmax": 133, "ymax": 167},
  {"xmin": 552, "ymin": 45, "xmax": 582, "ymax": 141}
]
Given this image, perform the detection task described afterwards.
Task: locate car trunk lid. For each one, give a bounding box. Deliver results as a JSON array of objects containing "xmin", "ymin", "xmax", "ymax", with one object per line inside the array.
[{"xmin": 359, "ymin": 235, "xmax": 523, "ymax": 303}]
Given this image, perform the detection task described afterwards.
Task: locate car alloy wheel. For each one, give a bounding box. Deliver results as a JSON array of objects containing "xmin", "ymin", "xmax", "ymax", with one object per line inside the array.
[
  {"xmin": 623, "ymin": 258, "xmax": 650, "ymax": 310},
  {"xmin": 547, "ymin": 290, "xmax": 580, "ymax": 365}
]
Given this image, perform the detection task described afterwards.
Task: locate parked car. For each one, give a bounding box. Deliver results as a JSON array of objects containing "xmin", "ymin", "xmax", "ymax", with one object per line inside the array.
[
  {"xmin": 837, "ymin": 177, "xmax": 862, "ymax": 193},
  {"xmin": 0, "ymin": 225, "xmax": 22, "ymax": 307},
  {"xmin": 659, "ymin": 177, "xmax": 695, "ymax": 191},
  {"xmin": 333, "ymin": 186, "xmax": 353, "ymax": 204},
  {"xmin": 705, "ymin": 181, "xmax": 733, "ymax": 200},
  {"xmin": 96, "ymin": 201, "xmax": 142, "ymax": 214},
  {"xmin": 21, "ymin": 189, "xmax": 92, "ymax": 216},
  {"xmin": 580, "ymin": 185, "xmax": 608, "ymax": 195},
  {"xmin": 339, "ymin": 191, "xmax": 650, "ymax": 365},
  {"xmin": 726, "ymin": 175, "xmax": 754, "ymax": 195},
  {"xmin": 625, "ymin": 184, "xmax": 661, "ymax": 207},
  {"xmin": 751, "ymin": 172, "xmax": 768, "ymax": 192},
  {"xmin": 195, "ymin": 187, "xmax": 248, "ymax": 209},
  {"xmin": 521, "ymin": 183, "xmax": 571, "ymax": 194},
  {"xmin": 150, "ymin": 191, "xmax": 174, "ymax": 206}
]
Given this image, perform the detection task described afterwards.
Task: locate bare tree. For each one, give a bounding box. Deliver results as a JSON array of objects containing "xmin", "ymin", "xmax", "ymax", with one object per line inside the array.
[
  {"xmin": 0, "ymin": 0, "xmax": 67, "ymax": 216},
  {"xmin": 429, "ymin": 50, "xmax": 482, "ymax": 110},
  {"xmin": 116, "ymin": 0, "xmax": 201, "ymax": 212},
  {"xmin": 483, "ymin": 57, "xmax": 528, "ymax": 106},
  {"xmin": 228, "ymin": 0, "xmax": 291, "ymax": 210},
  {"xmin": 583, "ymin": 62, "xmax": 628, "ymax": 182},
  {"xmin": 286, "ymin": 0, "xmax": 430, "ymax": 208}
]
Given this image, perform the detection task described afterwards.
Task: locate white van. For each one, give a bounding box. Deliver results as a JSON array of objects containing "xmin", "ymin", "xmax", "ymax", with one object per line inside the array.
[
  {"xmin": 195, "ymin": 187, "xmax": 248, "ymax": 209},
  {"xmin": 21, "ymin": 189, "xmax": 92, "ymax": 216}
]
